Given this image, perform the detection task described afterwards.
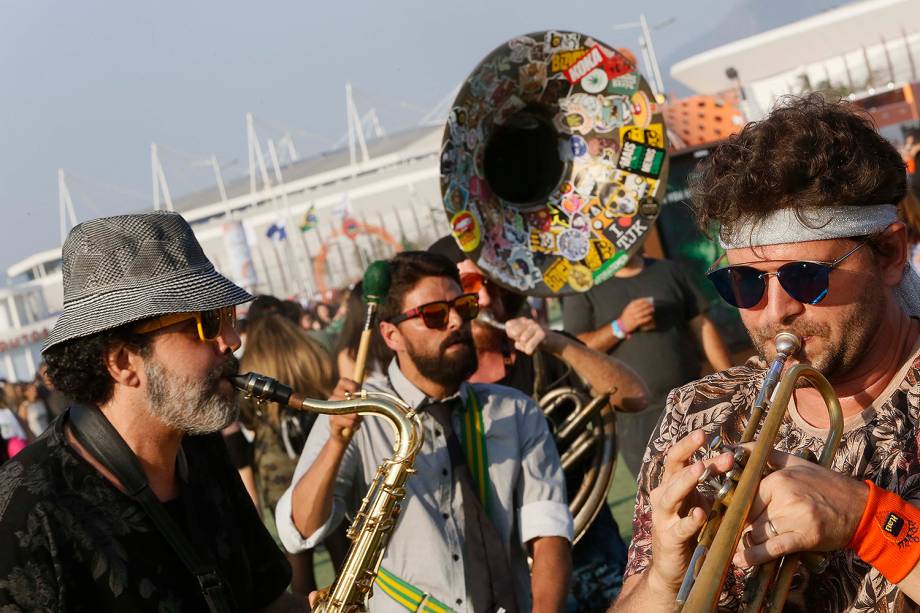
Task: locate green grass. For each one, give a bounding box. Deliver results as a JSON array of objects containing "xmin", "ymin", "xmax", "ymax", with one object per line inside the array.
[
  {"xmin": 308, "ymin": 452, "xmax": 639, "ymax": 587},
  {"xmin": 314, "ymin": 548, "xmax": 334, "ymax": 588},
  {"xmin": 609, "ymin": 452, "xmax": 639, "ymax": 544}
]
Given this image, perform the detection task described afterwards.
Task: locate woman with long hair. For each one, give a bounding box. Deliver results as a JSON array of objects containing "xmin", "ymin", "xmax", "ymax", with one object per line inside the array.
[
  {"xmin": 334, "ymin": 281, "xmax": 393, "ymax": 379},
  {"xmin": 239, "ymin": 313, "xmax": 337, "ymax": 595}
]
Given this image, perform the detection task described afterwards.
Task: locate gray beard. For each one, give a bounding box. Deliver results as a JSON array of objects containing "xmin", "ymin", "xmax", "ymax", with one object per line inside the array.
[{"xmin": 144, "ymin": 355, "xmax": 239, "ymax": 435}]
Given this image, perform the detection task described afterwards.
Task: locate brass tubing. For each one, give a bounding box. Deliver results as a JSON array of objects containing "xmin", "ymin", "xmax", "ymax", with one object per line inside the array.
[{"xmin": 680, "ymin": 360, "xmax": 843, "ymax": 612}]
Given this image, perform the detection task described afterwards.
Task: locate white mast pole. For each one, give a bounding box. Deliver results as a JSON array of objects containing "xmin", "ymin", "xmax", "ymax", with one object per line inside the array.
[
  {"xmin": 58, "ymin": 169, "xmax": 78, "ymax": 245},
  {"xmin": 639, "ymin": 13, "xmax": 667, "ymax": 100}
]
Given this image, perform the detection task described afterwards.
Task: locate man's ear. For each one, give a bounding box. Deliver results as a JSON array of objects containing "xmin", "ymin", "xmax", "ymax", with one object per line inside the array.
[
  {"xmin": 379, "ymin": 321, "xmax": 405, "ymax": 353},
  {"xmin": 875, "ymin": 222, "xmax": 909, "ymax": 288},
  {"xmin": 103, "ymin": 341, "xmax": 145, "ymax": 389}
]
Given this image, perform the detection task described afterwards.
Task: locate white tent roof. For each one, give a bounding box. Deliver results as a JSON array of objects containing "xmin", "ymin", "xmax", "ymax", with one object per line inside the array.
[{"xmin": 671, "ymin": 0, "xmax": 920, "ymax": 94}]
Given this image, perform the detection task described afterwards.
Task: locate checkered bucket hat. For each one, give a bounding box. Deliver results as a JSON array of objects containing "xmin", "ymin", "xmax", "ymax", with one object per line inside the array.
[{"xmin": 43, "ymin": 211, "xmax": 253, "ymax": 352}]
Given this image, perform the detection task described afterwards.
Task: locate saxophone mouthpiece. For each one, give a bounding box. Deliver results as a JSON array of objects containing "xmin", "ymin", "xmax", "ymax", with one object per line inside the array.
[
  {"xmin": 231, "ymin": 372, "xmax": 294, "ymax": 405},
  {"xmin": 230, "ymin": 373, "xmax": 253, "ymax": 391}
]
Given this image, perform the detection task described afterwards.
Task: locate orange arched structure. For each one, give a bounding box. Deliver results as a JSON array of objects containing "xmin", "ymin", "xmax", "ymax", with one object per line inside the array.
[{"xmin": 311, "ymin": 222, "xmax": 403, "ymax": 293}]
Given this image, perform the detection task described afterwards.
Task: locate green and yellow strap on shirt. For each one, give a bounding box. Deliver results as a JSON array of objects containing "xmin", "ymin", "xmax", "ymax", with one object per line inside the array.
[
  {"xmin": 375, "ymin": 567, "xmax": 455, "ymax": 613},
  {"xmin": 459, "ymin": 387, "xmax": 492, "ymax": 518}
]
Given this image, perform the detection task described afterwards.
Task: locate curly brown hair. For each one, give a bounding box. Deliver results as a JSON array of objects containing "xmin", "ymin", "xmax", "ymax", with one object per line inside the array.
[
  {"xmin": 690, "ymin": 94, "xmax": 907, "ymax": 238},
  {"xmin": 43, "ymin": 326, "xmax": 151, "ymax": 406}
]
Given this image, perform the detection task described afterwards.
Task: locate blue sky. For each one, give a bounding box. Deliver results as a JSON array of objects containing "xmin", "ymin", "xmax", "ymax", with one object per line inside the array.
[{"xmin": 0, "ymin": 0, "xmax": 846, "ymax": 276}]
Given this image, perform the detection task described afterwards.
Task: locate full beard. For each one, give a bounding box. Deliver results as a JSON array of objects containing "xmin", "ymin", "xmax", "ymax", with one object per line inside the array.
[
  {"xmin": 472, "ymin": 314, "xmax": 504, "ymax": 354},
  {"xmin": 407, "ymin": 328, "xmax": 478, "ymax": 390},
  {"xmin": 144, "ymin": 354, "xmax": 240, "ymax": 435},
  {"xmin": 748, "ymin": 283, "xmax": 884, "ymax": 382}
]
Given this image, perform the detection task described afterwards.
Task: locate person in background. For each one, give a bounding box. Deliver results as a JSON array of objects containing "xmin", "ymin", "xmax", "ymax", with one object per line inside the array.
[
  {"xmin": 240, "ymin": 313, "xmax": 337, "ymax": 596},
  {"xmin": 314, "ymin": 303, "xmax": 335, "ymax": 329},
  {"xmin": 18, "ymin": 382, "xmax": 49, "ymax": 437},
  {"xmin": 2, "ymin": 383, "xmax": 25, "ymax": 437},
  {"xmin": 0, "ymin": 386, "xmax": 29, "ymax": 458},
  {"xmin": 562, "ymin": 247, "xmax": 733, "ymax": 477},
  {"xmin": 334, "ymin": 281, "xmax": 394, "ymax": 380},
  {"xmin": 900, "ymin": 156, "xmax": 920, "ymax": 274}
]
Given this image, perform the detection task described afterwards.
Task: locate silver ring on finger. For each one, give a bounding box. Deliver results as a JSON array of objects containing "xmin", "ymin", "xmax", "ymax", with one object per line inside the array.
[{"xmin": 767, "ymin": 519, "xmax": 779, "ymax": 539}]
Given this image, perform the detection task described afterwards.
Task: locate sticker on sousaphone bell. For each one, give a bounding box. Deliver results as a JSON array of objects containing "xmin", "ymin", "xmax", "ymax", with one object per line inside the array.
[{"xmin": 438, "ymin": 30, "xmax": 670, "ymax": 297}]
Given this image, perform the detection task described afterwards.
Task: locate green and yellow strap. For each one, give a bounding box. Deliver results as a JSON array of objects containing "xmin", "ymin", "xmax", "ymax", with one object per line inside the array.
[
  {"xmin": 459, "ymin": 386, "xmax": 492, "ymax": 518},
  {"xmin": 374, "ymin": 567, "xmax": 455, "ymax": 613}
]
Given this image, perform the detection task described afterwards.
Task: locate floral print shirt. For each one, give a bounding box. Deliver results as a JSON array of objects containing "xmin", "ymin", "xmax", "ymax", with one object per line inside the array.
[
  {"xmin": 0, "ymin": 411, "xmax": 291, "ymax": 612},
  {"xmin": 625, "ymin": 351, "xmax": 920, "ymax": 612}
]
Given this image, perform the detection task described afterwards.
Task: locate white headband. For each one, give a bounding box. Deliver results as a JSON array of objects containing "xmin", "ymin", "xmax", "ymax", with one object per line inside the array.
[{"xmin": 718, "ymin": 204, "xmax": 920, "ymax": 316}]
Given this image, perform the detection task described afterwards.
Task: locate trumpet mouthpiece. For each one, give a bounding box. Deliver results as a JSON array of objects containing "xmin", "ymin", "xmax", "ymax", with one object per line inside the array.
[{"xmin": 773, "ymin": 332, "xmax": 802, "ymax": 356}]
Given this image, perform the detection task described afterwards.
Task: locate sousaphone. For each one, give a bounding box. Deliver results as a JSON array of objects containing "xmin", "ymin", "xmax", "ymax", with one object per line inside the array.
[{"xmin": 439, "ymin": 30, "xmax": 670, "ymax": 540}]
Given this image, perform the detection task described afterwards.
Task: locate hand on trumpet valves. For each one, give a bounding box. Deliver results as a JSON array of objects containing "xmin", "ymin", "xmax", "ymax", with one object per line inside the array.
[
  {"xmin": 646, "ymin": 429, "xmax": 735, "ymax": 595},
  {"xmin": 328, "ymin": 377, "xmax": 363, "ymax": 443},
  {"xmin": 732, "ymin": 446, "xmax": 868, "ymax": 569}
]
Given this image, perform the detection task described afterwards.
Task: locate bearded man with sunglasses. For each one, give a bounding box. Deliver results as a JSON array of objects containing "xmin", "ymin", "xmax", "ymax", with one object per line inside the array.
[
  {"xmin": 0, "ymin": 212, "xmax": 304, "ymax": 612},
  {"xmin": 428, "ymin": 235, "xmax": 648, "ymax": 611},
  {"xmin": 613, "ymin": 95, "xmax": 920, "ymax": 612},
  {"xmin": 277, "ymin": 251, "xmax": 573, "ymax": 613}
]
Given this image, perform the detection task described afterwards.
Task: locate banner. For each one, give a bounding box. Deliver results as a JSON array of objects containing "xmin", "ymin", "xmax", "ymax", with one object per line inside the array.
[{"xmin": 222, "ymin": 220, "xmax": 259, "ymax": 291}]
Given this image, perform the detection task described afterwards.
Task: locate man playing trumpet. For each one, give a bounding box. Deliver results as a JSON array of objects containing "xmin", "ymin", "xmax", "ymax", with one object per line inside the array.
[{"xmin": 613, "ymin": 95, "xmax": 920, "ymax": 611}]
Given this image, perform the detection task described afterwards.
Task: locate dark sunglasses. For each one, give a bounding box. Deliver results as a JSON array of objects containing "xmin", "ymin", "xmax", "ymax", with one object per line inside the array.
[
  {"xmin": 706, "ymin": 239, "xmax": 869, "ymax": 309},
  {"xmin": 460, "ymin": 272, "xmax": 489, "ymax": 294},
  {"xmin": 388, "ymin": 293, "xmax": 479, "ymax": 329},
  {"xmin": 134, "ymin": 306, "xmax": 237, "ymax": 341}
]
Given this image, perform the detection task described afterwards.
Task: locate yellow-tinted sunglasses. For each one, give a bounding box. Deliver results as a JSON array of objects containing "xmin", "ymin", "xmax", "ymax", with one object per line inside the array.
[{"xmin": 134, "ymin": 306, "xmax": 237, "ymax": 341}]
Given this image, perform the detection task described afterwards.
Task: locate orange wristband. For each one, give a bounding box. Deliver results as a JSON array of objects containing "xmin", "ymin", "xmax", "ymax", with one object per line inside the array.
[{"xmin": 847, "ymin": 480, "xmax": 920, "ymax": 583}]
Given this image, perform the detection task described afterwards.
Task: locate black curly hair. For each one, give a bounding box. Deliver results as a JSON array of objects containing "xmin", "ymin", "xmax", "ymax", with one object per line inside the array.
[
  {"xmin": 43, "ymin": 326, "xmax": 151, "ymax": 406},
  {"xmin": 690, "ymin": 94, "xmax": 907, "ymax": 239}
]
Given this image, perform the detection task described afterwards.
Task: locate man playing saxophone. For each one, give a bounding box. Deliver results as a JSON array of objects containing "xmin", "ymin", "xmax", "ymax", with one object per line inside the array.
[
  {"xmin": 613, "ymin": 95, "xmax": 920, "ymax": 612},
  {"xmin": 428, "ymin": 234, "xmax": 648, "ymax": 611},
  {"xmin": 276, "ymin": 251, "xmax": 573, "ymax": 613}
]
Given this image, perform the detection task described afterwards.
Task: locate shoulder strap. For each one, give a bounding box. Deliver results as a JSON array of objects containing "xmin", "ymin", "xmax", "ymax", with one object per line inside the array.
[{"xmin": 68, "ymin": 405, "xmax": 234, "ymax": 613}]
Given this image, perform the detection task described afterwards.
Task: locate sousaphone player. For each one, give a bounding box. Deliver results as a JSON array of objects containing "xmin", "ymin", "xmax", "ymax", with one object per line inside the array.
[{"xmin": 437, "ymin": 30, "xmax": 669, "ymax": 611}]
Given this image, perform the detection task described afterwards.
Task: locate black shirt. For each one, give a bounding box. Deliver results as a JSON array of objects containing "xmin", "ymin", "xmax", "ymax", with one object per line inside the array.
[
  {"xmin": 0, "ymin": 411, "xmax": 291, "ymax": 612},
  {"xmin": 562, "ymin": 258, "xmax": 708, "ymax": 412},
  {"xmin": 496, "ymin": 348, "xmax": 577, "ymax": 400}
]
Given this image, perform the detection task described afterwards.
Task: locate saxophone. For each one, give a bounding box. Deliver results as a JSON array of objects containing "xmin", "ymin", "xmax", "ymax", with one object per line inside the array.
[{"xmin": 231, "ymin": 372, "xmax": 423, "ymax": 613}]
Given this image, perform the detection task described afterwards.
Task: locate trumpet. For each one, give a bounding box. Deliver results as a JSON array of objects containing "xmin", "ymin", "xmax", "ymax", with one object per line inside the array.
[
  {"xmin": 232, "ymin": 372, "xmax": 423, "ymax": 613},
  {"xmin": 675, "ymin": 332, "xmax": 844, "ymax": 612}
]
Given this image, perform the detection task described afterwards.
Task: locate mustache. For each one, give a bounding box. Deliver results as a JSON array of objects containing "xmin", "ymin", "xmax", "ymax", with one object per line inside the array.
[
  {"xmin": 752, "ymin": 320, "xmax": 831, "ymax": 350},
  {"xmin": 439, "ymin": 328, "xmax": 474, "ymax": 353},
  {"xmin": 207, "ymin": 355, "xmax": 240, "ymax": 388}
]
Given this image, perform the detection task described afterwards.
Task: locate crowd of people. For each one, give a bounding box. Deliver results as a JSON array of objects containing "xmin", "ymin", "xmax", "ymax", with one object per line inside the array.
[{"xmin": 1, "ymin": 94, "xmax": 920, "ymax": 612}]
